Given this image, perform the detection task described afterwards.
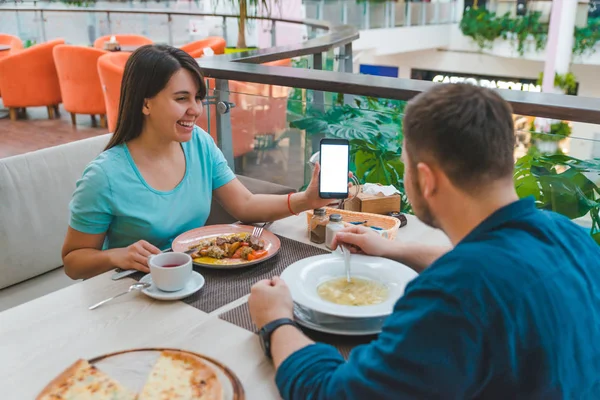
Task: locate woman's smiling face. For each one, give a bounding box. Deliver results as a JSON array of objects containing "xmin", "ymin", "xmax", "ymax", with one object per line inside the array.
[{"xmin": 142, "ymin": 68, "xmax": 204, "ymax": 142}]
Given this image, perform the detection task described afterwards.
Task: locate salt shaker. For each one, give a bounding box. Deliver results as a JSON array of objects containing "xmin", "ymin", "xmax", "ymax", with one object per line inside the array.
[{"xmin": 325, "ymin": 214, "xmax": 345, "ymax": 250}]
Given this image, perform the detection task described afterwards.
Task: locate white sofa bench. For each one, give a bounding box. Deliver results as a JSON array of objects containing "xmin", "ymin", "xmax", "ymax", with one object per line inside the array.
[{"xmin": 0, "ymin": 134, "xmax": 293, "ymax": 312}]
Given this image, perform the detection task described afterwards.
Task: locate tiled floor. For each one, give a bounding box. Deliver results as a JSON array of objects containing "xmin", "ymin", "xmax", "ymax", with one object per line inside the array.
[{"xmin": 0, "ymin": 105, "xmax": 108, "ymax": 159}]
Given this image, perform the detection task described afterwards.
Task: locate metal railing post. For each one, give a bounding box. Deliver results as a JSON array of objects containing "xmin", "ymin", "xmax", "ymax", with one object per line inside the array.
[
  {"xmin": 40, "ymin": 10, "xmax": 47, "ymax": 42},
  {"xmin": 317, "ymin": 0, "xmax": 324, "ymax": 20},
  {"xmin": 363, "ymin": 2, "xmax": 370, "ymax": 30},
  {"xmin": 340, "ymin": 43, "xmax": 353, "ymax": 105},
  {"xmin": 167, "ymin": 13, "xmax": 173, "ymax": 45},
  {"xmin": 421, "ymin": 3, "xmax": 427, "ymax": 25},
  {"xmin": 342, "ymin": 2, "xmax": 348, "ymax": 24},
  {"xmin": 16, "ymin": 10, "xmax": 23, "ymax": 39},
  {"xmin": 106, "ymin": 12, "xmax": 111, "ymax": 33},
  {"xmin": 215, "ymin": 79, "xmax": 235, "ymax": 170},
  {"xmin": 222, "ymin": 16, "xmax": 228, "ymax": 44},
  {"xmin": 311, "ymin": 52, "xmax": 325, "ymax": 154},
  {"xmin": 389, "ymin": 0, "xmax": 396, "ymax": 27},
  {"xmin": 433, "ymin": 2, "xmax": 439, "ymax": 24},
  {"xmin": 313, "ymin": 52, "xmax": 324, "ymax": 111},
  {"xmin": 406, "ymin": 2, "xmax": 412, "ymax": 27},
  {"xmin": 271, "ymin": 20, "xmax": 276, "ymax": 47}
]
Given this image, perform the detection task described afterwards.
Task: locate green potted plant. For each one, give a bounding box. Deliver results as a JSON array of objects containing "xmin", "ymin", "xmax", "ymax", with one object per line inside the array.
[
  {"xmin": 289, "ymin": 96, "xmax": 412, "ymax": 214},
  {"xmin": 536, "ymin": 72, "xmax": 577, "ymax": 95},
  {"xmin": 529, "ymin": 120, "xmax": 572, "ymax": 155},
  {"xmin": 514, "ymin": 154, "xmax": 600, "ymax": 244}
]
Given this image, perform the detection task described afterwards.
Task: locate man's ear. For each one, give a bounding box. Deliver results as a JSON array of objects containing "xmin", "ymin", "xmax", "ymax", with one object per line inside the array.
[
  {"xmin": 142, "ymin": 98, "xmax": 151, "ymax": 116},
  {"xmin": 416, "ymin": 162, "xmax": 437, "ymax": 199}
]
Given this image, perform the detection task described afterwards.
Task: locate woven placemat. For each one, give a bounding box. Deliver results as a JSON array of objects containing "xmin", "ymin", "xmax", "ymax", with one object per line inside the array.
[
  {"xmin": 132, "ymin": 235, "xmax": 329, "ymax": 313},
  {"xmin": 219, "ymin": 302, "xmax": 378, "ymax": 359}
]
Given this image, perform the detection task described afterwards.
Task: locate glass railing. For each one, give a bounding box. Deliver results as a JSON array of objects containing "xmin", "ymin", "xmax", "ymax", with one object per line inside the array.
[
  {"xmin": 303, "ymin": 0, "xmax": 459, "ymax": 29},
  {"xmin": 2, "ymin": 1, "xmax": 599, "ymax": 247},
  {"xmin": 199, "ymin": 74, "xmax": 600, "ymax": 245},
  {"xmin": 0, "ymin": 2, "xmax": 330, "ymax": 47}
]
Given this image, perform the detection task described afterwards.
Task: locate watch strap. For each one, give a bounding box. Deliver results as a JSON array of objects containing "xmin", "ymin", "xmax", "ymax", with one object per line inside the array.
[{"xmin": 259, "ymin": 318, "xmax": 299, "ymax": 359}]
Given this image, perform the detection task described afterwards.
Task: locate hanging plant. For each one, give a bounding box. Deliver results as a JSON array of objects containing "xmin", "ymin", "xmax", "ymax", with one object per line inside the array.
[
  {"xmin": 536, "ymin": 72, "xmax": 578, "ymax": 95},
  {"xmin": 460, "ymin": 8, "xmax": 600, "ymax": 58},
  {"xmin": 573, "ymin": 18, "xmax": 600, "ymax": 57},
  {"xmin": 55, "ymin": 0, "xmax": 95, "ymax": 5},
  {"xmin": 500, "ymin": 11, "xmax": 547, "ymax": 55},
  {"xmin": 459, "ymin": 8, "xmax": 506, "ymax": 50},
  {"xmin": 530, "ymin": 121, "xmax": 572, "ymax": 143}
]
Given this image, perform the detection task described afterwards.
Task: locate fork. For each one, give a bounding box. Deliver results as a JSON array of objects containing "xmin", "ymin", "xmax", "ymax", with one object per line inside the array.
[{"xmin": 251, "ymin": 222, "xmax": 272, "ymax": 241}]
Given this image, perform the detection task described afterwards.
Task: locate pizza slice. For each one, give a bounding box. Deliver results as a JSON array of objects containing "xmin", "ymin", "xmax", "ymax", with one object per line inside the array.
[
  {"xmin": 36, "ymin": 359, "xmax": 137, "ymax": 400},
  {"xmin": 138, "ymin": 350, "xmax": 222, "ymax": 400}
]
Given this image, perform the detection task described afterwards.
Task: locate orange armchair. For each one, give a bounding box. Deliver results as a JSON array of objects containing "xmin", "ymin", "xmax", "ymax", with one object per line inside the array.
[
  {"xmin": 0, "ymin": 39, "xmax": 64, "ymax": 121},
  {"xmin": 97, "ymin": 52, "xmax": 130, "ymax": 133},
  {"xmin": 94, "ymin": 34, "xmax": 152, "ymax": 50},
  {"xmin": 180, "ymin": 37, "xmax": 227, "ymax": 58},
  {"xmin": 0, "ymin": 34, "xmax": 24, "ymax": 98},
  {"xmin": 53, "ymin": 45, "xmax": 108, "ymax": 128},
  {"xmin": 0, "ymin": 34, "xmax": 23, "ymax": 61}
]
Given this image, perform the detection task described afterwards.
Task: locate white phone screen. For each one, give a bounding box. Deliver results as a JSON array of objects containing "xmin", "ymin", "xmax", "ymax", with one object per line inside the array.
[{"xmin": 320, "ymin": 143, "xmax": 349, "ymax": 194}]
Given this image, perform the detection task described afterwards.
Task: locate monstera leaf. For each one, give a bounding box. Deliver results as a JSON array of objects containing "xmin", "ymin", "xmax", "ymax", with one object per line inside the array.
[
  {"xmin": 329, "ymin": 119, "xmax": 381, "ymax": 141},
  {"xmin": 351, "ymin": 140, "xmax": 403, "ymax": 188},
  {"xmin": 514, "ymin": 154, "xmax": 600, "ymax": 244},
  {"xmin": 289, "ymin": 116, "xmax": 329, "ymax": 135}
]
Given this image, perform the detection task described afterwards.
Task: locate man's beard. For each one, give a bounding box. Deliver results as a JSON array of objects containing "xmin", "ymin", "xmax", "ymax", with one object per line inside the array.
[{"xmin": 409, "ymin": 175, "xmax": 438, "ymax": 229}]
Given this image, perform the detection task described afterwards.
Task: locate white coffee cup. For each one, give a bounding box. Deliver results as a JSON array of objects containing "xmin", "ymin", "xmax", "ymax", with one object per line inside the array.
[{"xmin": 148, "ymin": 252, "xmax": 192, "ymax": 292}]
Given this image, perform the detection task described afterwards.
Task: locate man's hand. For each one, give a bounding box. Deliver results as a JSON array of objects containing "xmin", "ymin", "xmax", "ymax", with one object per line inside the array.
[
  {"xmin": 249, "ymin": 276, "xmax": 294, "ymax": 329},
  {"xmin": 332, "ymin": 225, "xmax": 391, "ymax": 257}
]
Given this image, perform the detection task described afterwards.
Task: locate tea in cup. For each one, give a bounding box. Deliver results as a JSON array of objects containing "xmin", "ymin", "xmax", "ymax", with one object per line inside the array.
[{"xmin": 148, "ymin": 252, "xmax": 192, "ymax": 292}]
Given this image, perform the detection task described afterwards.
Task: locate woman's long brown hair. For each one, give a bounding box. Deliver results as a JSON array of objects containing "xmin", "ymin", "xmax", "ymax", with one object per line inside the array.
[{"xmin": 104, "ymin": 44, "xmax": 207, "ymax": 151}]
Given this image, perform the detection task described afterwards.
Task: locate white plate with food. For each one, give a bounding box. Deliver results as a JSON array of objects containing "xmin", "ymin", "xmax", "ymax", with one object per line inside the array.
[
  {"xmin": 36, "ymin": 348, "xmax": 244, "ymax": 399},
  {"xmin": 281, "ymin": 254, "xmax": 418, "ymax": 319},
  {"xmin": 171, "ymin": 224, "xmax": 281, "ymax": 269}
]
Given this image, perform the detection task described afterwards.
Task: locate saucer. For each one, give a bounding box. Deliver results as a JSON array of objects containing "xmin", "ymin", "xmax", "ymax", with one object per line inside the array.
[{"xmin": 139, "ymin": 271, "xmax": 205, "ymax": 301}]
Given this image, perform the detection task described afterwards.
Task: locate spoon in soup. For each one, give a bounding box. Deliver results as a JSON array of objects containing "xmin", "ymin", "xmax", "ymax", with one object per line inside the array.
[{"xmin": 339, "ymin": 244, "xmax": 351, "ymax": 283}]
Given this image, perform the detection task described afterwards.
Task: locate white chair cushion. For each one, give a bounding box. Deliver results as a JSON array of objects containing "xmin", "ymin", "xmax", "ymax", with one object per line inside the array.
[{"xmin": 0, "ymin": 134, "xmax": 111, "ymax": 289}]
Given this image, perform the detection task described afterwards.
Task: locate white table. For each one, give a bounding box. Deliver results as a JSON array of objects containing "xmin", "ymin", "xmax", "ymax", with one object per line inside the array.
[{"xmin": 0, "ymin": 212, "xmax": 449, "ymax": 399}]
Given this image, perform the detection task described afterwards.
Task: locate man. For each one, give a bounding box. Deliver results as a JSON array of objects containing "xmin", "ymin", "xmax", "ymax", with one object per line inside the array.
[{"xmin": 248, "ymin": 83, "xmax": 600, "ymax": 399}]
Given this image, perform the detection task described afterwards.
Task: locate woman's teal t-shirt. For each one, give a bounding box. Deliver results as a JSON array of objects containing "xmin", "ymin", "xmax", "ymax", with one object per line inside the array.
[{"xmin": 68, "ymin": 126, "xmax": 235, "ymax": 250}]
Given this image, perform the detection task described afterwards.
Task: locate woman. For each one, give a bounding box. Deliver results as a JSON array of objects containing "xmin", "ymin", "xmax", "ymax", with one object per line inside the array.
[{"xmin": 62, "ymin": 45, "xmax": 335, "ymax": 280}]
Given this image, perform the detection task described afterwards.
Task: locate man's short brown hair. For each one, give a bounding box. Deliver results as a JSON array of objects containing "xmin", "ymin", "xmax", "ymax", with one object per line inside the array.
[{"xmin": 403, "ymin": 83, "xmax": 515, "ymax": 190}]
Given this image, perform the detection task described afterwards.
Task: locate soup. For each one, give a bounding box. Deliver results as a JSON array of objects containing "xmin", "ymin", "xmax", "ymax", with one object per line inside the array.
[{"xmin": 317, "ymin": 277, "xmax": 388, "ymax": 306}]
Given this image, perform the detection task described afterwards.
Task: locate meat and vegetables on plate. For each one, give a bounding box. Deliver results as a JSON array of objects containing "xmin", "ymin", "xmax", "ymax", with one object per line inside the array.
[{"xmin": 187, "ymin": 233, "xmax": 269, "ymax": 264}]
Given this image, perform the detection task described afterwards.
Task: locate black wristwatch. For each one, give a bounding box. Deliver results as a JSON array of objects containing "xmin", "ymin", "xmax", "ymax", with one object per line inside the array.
[{"xmin": 258, "ymin": 318, "xmax": 300, "ymax": 359}]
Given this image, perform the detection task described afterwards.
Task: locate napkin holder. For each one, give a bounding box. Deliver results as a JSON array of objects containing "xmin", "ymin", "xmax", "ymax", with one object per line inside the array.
[
  {"xmin": 343, "ymin": 184, "xmax": 401, "ymax": 215},
  {"xmin": 103, "ymin": 36, "xmax": 121, "ymax": 51}
]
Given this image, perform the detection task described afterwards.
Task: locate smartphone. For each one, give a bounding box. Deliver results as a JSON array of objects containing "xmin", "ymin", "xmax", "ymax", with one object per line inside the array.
[{"xmin": 319, "ymin": 138, "xmax": 350, "ymax": 199}]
